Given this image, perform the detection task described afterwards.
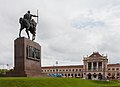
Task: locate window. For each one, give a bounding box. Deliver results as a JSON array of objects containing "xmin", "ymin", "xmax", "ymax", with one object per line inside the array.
[
  {"xmin": 116, "ymin": 68, "xmax": 119, "ymax": 70},
  {"xmin": 117, "ymin": 73, "xmax": 119, "ymax": 76},
  {"xmin": 65, "ymin": 74, "xmax": 67, "ymax": 76},
  {"xmin": 93, "ymin": 62, "xmax": 97, "ymax": 70},
  {"xmin": 98, "ymin": 62, "xmax": 102, "ymax": 70},
  {"xmin": 108, "ymin": 73, "xmax": 111, "ymax": 76},
  {"xmin": 108, "ymin": 68, "xmax": 111, "ymax": 71},
  {"xmin": 71, "ymin": 74, "xmax": 73, "ymax": 77},
  {"xmin": 75, "ymin": 74, "xmax": 77, "ymax": 77},
  {"xmin": 79, "ymin": 69, "xmax": 81, "ymax": 71},
  {"xmin": 88, "ymin": 62, "xmax": 92, "ymax": 70},
  {"xmin": 56, "ymin": 69, "xmax": 58, "ymax": 72},
  {"xmin": 76, "ymin": 69, "xmax": 78, "ymax": 71},
  {"xmin": 112, "ymin": 68, "xmax": 115, "ymax": 71},
  {"xmin": 93, "ymin": 73, "xmax": 97, "ymax": 78}
]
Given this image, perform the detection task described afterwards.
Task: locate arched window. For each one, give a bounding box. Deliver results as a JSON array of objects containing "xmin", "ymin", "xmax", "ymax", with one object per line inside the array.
[
  {"xmin": 75, "ymin": 74, "xmax": 77, "ymax": 77},
  {"xmin": 76, "ymin": 69, "xmax": 78, "ymax": 71},
  {"xmin": 116, "ymin": 68, "xmax": 119, "ymax": 70},
  {"xmin": 117, "ymin": 73, "xmax": 119, "ymax": 76},
  {"xmin": 65, "ymin": 74, "xmax": 67, "ymax": 76},
  {"xmin": 71, "ymin": 74, "xmax": 73, "ymax": 77},
  {"xmin": 93, "ymin": 73, "xmax": 97, "ymax": 78},
  {"xmin": 112, "ymin": 68, "xmax": 115, "ymax": 71},
  {"xmin": 78, "ymin": 74, "xmax": 80, "ymax": 76},
  {"xmin": 108, "ymin": 73, "xmax": 111, "ymax": 76}
]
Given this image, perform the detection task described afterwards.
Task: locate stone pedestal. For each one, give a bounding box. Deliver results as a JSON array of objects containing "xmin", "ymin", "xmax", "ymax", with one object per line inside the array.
[{"xmin": 9, "ymin": 37, "xmax": 42, "ymax": 77}]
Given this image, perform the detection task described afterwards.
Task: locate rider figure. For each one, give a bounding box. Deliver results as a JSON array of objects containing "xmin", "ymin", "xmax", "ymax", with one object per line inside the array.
[
  {"xmin": 19, "ymin": 10, "xmax": 38, "ymax": 40},
  {"xmin": 24, "ymin": 10, "xmax": 38, "ymax": 25}
]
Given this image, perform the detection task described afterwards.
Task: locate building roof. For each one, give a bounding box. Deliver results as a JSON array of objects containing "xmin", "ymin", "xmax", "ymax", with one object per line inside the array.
[
  {"xmin": 42, "ymin": 64, "xmax": 120, "ymax": 69},
  {"xmin": 42, "ymin": 65, "xmax": 83, "ymax": 69},
  {"xmin": 107, "ymin": 64, "xmax": 120, "ymax": 67},
  {"xmin": 89, "ymin": 52, "xmax": 102, "ymax": 58}
]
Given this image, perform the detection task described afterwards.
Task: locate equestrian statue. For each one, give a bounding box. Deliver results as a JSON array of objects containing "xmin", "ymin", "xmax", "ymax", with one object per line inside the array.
[{"xmin": 19, "ymin": 10, "xmax": 38, "ymax": 41}]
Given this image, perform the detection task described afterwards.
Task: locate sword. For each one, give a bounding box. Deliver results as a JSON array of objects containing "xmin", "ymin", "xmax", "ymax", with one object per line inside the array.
[{"xmin": 37, "ymin": 9, "xmax": 38, "ymax": 24}]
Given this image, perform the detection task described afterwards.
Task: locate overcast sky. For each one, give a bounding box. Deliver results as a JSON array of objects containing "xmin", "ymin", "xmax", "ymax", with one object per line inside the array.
[{"xmin": 0, "ymin": 0, "xmax": 120, "ymax": 68}]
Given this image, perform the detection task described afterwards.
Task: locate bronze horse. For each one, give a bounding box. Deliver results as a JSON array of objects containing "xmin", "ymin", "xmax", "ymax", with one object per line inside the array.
[{"xmin": 19, "ymin": 17, "xmax": 37, "ymax": 41}]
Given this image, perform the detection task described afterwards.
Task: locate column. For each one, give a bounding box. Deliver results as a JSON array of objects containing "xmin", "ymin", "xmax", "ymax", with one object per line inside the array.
[
  {"xmin": 86, "ymin": 62, "xmax": 88, "ymax": 71},
  {"xmin": 97, "ymin": 62, "xmax": 98, "ymax": 71},
  {"xmin": 66, "ymin": 74, "xmax": 68, "ymax": 78},
  {"xmin": 102, "ymin": 62, "xmax": 103, "ymax": 70},
  {"xmin": 91, "ymin": 62, "xmax": 93, "ymax": 71},
  {"xmin": 84, "ymin": 62, "xmax": 87, "ymax": 79}
]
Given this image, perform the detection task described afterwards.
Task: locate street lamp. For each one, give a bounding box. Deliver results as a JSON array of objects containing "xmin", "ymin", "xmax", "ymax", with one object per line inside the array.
[
  {"xmin": 56, "ymin": 61, "xmax": 58, "ymax": 77},
  {"xmin": 6, "ymin": 64, "xmax": 9, "ymax": 70}
]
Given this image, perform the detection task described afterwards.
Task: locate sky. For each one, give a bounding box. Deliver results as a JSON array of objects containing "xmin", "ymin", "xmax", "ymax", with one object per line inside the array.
[{"xmin": 0, "ymin": 0, "xmax": 120, "ymax": 68}]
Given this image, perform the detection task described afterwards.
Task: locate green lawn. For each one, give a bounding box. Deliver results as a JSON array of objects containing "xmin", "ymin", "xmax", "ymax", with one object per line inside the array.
[{"xmin": 0, "ymin": 77, "xmax": 120, "ymax": 87}]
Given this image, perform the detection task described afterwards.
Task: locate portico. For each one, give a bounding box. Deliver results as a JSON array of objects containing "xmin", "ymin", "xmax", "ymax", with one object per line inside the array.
[
  {"xmin": 87, "ymin": 61, "xmax": 102, "ymax": 71},
  {"xmin": 83, "ymin": 52, "xmax": 108, "ymax": 80}
]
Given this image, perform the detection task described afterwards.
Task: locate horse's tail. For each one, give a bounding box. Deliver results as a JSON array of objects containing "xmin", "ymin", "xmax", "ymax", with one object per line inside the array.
[{"xmin": 19, "ymin": 17, "xmax": 23, "ymax": 24}]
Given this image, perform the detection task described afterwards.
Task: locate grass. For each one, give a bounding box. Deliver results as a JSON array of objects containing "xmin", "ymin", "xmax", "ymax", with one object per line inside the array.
[{"xmin": 0, "ymin": 77, "xmax": 120, "ymax": 87}]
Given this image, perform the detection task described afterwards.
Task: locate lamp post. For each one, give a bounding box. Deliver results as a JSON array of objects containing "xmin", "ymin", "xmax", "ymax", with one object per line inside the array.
[
  {"xmin": 6, "ymin": 64, "xmax": 9, "ymax": 70},
  {"xmin": 56, "ymin": 61, "xmax": 58, "ymax": 77}
]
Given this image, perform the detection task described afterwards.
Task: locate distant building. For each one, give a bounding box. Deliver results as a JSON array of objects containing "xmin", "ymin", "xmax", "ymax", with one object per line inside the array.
[
  {"xmin": 42, "ymin": 65, "xmax": 83, "ymax": 78},
  {"xmin": 42, "ymin": 52, "xmax": 120, "ymax": 79}
]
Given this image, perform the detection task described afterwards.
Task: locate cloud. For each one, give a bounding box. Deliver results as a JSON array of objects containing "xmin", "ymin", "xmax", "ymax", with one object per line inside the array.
[{"xmin": 71, "ymin": 13, "xmax": 105, "ymax": 29}]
